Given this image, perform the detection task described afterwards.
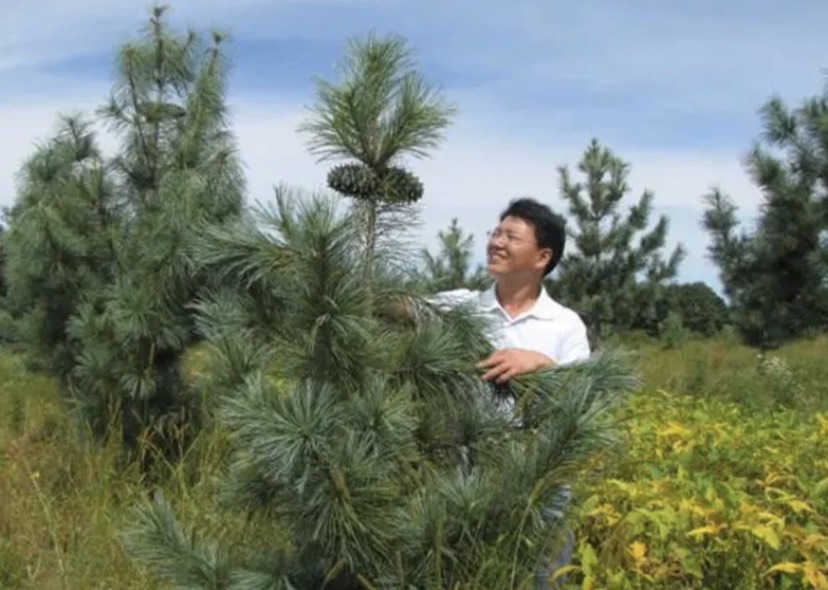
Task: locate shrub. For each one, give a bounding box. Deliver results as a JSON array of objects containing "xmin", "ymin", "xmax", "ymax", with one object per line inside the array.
[{"xmin": 567, "ymin": 388, "xmax": 828, "ymax": 589}]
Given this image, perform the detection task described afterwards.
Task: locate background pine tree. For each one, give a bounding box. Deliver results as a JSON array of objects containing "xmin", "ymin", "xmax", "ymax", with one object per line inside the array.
[
  {"xmin": 1, "ymin": 6, "xmax": 244, "ymax": 457},
  {"xmin": 4, "ymin": 115, "xmax": 117, "ymax": 378},
  {"xmin": 418, "ymin": 217, "xmax": 491, "ymax": 292},
  {"xmin": 551, "ymin": 139, "xmax": 686, "ymax": 340},
  {"xmin": 658, "ymin": 282, "xmax": 729, "ymax": 338},
  {"xmin": 703, "ymin": 81, "xmax": 828, "ymax": 348}
]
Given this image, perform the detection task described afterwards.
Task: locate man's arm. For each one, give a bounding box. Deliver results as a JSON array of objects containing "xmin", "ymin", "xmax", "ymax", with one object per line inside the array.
[
  {"xmin": 478, "ymin": 315, "xmax": 591, "ymax": 383},
  {"xmin": 477, "ymin": 348, "xmax": 554, "ymax": 383}
]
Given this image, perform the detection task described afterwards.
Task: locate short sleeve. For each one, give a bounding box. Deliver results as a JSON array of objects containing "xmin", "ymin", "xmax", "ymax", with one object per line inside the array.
[{"xmin": 556, "ymin": 315, "xmax": 591, "ymax": 365}]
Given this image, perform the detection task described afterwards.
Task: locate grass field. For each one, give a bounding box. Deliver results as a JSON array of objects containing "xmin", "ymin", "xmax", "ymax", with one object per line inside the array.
[{"xmin": 1, "ymin": 335, "xmax": 826, "ymax": 589}]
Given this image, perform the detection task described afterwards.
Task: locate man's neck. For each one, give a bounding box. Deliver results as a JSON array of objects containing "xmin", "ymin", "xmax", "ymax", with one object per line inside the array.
[{"xmin": 494, "ymin": 278, "xmax": 542, "ymax": 318}]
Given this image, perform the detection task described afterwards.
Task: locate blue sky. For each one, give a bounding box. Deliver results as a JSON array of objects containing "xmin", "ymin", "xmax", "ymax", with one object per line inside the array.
[{"xmin": 2, "ymin": 0, "xmax": 827, "ymax": 294}]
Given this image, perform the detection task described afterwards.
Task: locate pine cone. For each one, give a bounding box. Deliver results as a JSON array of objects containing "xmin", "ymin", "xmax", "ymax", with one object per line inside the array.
[
  {"xmin": 327, "ymin": 163, "xmax": 378, "ymax": 199},
  {"xmin": 380, "ymin": 166, "xmax": 424, "ymax": 204}
]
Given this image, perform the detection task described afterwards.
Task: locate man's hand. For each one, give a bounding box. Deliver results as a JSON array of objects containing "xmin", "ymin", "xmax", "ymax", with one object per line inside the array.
[{"xmin": 476, "ymin": 348, "xmax": 556, "ymax": 384}]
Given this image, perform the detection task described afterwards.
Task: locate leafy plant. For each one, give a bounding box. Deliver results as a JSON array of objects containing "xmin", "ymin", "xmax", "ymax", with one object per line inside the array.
[{"xmin": 569, "ymin": 388, "xmax": 828, "ymax": 589}]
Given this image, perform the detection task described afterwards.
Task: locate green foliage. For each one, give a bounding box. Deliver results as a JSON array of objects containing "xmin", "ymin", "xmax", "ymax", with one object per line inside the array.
[
  {"xmin": 569, "ymin": 387, "xmax": 828, "ymax": 589},
  {"xmin": 3, "ymin": 6, "xmax": 828, "ymax": 588},
  {"xmin": 0, "ymin": 225, "xmax": 15, "ymax": 344},
  {"xmin": 659, "ymin": 311, "xmax": 687, "ymax": 349},
  {"xmin": 418, "ymin": 217, "xmax": 490, "ymax": 293},
  {"xmin": 3, "ymin": 115, "xmax": 116, "ymax": 376},
  {"xmin": 658, "ymin": 282, "xmax": 730, "ymax": 338},
  {"xmin": 299, "ymin": 32, "xmax": 455, "ymax": 168},
  {"xmin": 702, "ymin": 79, "xmax": 828, "ymax": 348},
  {"xmin": 0, "ymin": 225, "xmax": 6, "ymax": 297},
  {"xmin": 122, "ymin": 190, "xmax": 637, "ymax": 589},
  {"xmin": 0, "ymin": 349, "xmax": 263, "ymax": 590},
  {"xmin": 636, "ymin": 334, "xmax": 828, "ymax": 415},
  {"xmin": 1, "ymin": 6, "xmax": 243, "ymax": 456},
  {"xmin": 299, "ymin": 32, "xmax": 456, "ymax": 277},
  {"xmin": 553, "ymin": 139, "xmax": 686, "ymax": 340}
]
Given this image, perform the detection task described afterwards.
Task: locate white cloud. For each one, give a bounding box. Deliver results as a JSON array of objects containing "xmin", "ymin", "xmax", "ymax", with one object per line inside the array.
[
  {"xmin": 6, "ymin": 0, "xmax": 826, "ymax": 111},
  {"xmin": 0, "ymin": 91, "xmax": 759, "ymax": 291},
  {"xmin": 0, "ymin": 0, "xmax": 379, "ymax": 73},
  {"xmin": 414, "ymin": 0, "xmax": 828, "ymax": 112}
]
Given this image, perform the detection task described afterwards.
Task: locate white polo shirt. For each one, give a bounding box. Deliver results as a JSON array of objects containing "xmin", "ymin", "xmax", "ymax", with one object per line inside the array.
[{"xmin": 430, "ymin": 284, "xmax": 591, "ymax": 366}]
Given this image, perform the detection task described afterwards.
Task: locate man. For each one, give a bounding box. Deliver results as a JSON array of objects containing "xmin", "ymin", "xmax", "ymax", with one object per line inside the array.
[
  {"xmin": 431, "ymin": 197, "xmax": 590, "ymax": 382},
  {"xmin": 430, "ymin": 197, "xmax": 591, "ymax": 588}
]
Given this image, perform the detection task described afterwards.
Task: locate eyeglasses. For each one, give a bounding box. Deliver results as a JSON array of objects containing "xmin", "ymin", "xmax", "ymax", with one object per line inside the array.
[{"xmin": 486, "ymin": 228, "xmax": 529, "ymax": 245}]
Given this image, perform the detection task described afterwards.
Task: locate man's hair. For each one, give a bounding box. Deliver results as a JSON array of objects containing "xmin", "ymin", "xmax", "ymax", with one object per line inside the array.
[{"xmin": 499, "ymin": 197, "xmax": 567, "ymax": 276}]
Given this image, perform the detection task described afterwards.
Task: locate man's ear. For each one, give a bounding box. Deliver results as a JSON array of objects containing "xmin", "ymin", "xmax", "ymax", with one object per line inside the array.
[{"xmin": 536, "ymin": 248, "xmax": 553, "ymax": 270}]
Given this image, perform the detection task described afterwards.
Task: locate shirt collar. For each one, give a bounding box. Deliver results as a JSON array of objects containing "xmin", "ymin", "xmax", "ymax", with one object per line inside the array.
[{"xmin": 481, "ymin": 282, "xmax": 562, "ymax": 321}]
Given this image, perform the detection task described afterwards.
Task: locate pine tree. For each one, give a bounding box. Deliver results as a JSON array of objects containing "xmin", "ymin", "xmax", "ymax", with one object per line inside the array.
[
  {"xmin": 418, "ymin": 217, "xmax": 490, "ymax": 292},
  {"xmin": 553, "ymin": 139, "xmax": 686, "ymax": 339},
  {"xmin": 702, "ymin": 80, "xmax": 828, "ymax": 347},
  {"xmin": 298, "ymin": 32, "xmax": 456, "ymax": 281},
  {"xmin": 122, "ymin": 189, "xmax": 639, "ymax": 589},
  {"xmin": 659, "ymin": 282, "xmax": 729, "ymax": 338},
  {"xmin": 2, "ymin": 6, "xmax": 243, "ymax": 455},
  {"xmin": 3, "ymin": 115, "xmax": 116, "ymax": 377},
  {"xmin": 0, "ymin": 224, "xmax": 12, "ymax": 344}
]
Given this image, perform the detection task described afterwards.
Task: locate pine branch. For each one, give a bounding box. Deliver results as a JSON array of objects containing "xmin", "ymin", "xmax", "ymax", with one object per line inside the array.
[{"xmin": 121, "ymin": 491, "xmax": 234, "ymax": 590}]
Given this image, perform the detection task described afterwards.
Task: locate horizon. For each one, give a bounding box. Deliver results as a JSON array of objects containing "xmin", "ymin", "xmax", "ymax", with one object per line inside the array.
[{"xmin": 2, "ymin": 0, "xmax": 827, "ymax": 296}]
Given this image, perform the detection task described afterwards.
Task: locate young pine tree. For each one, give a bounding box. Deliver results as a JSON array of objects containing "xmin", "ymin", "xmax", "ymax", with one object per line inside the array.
[
  {"xmin": 2, "ymin": 6, "xmax": 243, "ymax": 455},
  {"xmin": 298, "ymin": 32, "xmax": 456, "ymax": 280},
  {"xmin": 702, "ymin": 81, "xmax": 828, "ymax": 347},
  {"xmin": 418, "ymin": 217, "xmax": 490, "ymax": 293},
  {"xmin": 553, "ymin": 139, "xmax": 685, "ymax": 339},
  {"xmin": 122, "ymin": 190, "xmax": 639, "ymax": 590},
  {"xmin": 3, "ymin": 116, "xmax": 116, "ymax": 378}
]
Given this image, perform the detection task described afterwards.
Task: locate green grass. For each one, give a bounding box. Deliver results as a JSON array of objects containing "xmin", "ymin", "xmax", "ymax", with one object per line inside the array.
[
  {"xmin": 634, "ymin": 333, "xmax": 828, "ymax": 414},
  {"xmin": 0, "ymin": 335, "xmax": 826, "ymax": 588},
  {"xmin": 0, "ymin": 351, "xmax": 249, "ymax": 590}
]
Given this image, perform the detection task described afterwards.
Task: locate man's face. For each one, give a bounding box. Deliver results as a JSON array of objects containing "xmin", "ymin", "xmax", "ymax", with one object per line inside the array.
[{"xmin": 486, "ymin": 215, "xmax": 551, "ymax": 279}]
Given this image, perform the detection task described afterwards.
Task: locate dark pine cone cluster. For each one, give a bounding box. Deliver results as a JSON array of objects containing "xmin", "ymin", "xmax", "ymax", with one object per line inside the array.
[{"xmin": 327, "ymin": 162, "xmax": 424, "ymax": 204}]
